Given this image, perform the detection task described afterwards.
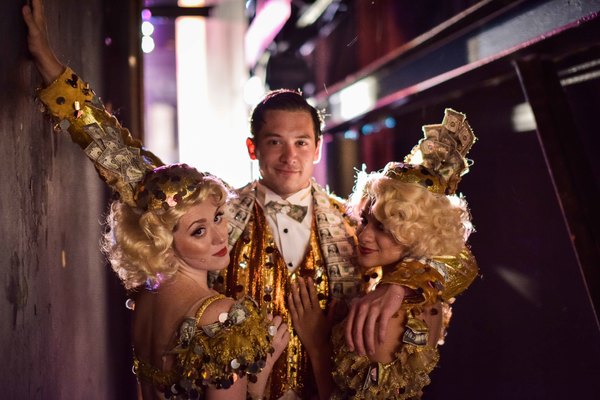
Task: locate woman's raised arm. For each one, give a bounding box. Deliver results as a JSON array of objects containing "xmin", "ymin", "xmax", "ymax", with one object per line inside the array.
[{"xmin": 22, "ymin": 0, "xmax": 64, "ymax": 85}]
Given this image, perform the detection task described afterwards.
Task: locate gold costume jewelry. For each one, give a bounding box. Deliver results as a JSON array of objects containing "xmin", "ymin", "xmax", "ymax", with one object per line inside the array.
[
  {"xmin": 134, "ymin": 164, "xmax": 214, "ymax": 212},
  {"xmin": 37, "ymin": 67, "xmax": 164, "ymax": 207}
]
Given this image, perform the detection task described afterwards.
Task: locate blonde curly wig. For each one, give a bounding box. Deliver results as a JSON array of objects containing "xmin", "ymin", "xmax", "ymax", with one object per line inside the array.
[
  {"xmin": 349, "ymin": 169, "xmax": 472, "ymax": 259},
  {"xmin": 101, "ymin": 173, "xmax": 230, "ymax": 290}
]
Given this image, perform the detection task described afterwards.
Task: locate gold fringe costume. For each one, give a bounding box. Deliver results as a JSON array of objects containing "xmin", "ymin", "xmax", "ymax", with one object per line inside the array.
[
  {"xmin": 330, "ymin": 259, "xmax": 462, "ymax": 400},
  {"xmin": 329, "ymin": 109, "xmax": 479, "ymax": 399},
  {"xmin": 133, "ymin": 295, "xmax": 272, "ymax": 399},
  {"xmin": 330, "ymin": 309, "xmax": 441, "ymax": 400}
]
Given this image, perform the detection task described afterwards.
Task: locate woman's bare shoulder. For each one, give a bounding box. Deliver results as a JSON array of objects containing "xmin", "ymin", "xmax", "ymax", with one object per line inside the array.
[{"xmin": 191, "ymin": 295, "xmax": 237, "ymax": 326}]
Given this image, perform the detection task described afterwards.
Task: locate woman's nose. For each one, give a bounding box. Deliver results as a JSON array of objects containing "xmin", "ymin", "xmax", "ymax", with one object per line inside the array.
[
  {"xmin": 213, "ymin": 225, "xmax": 227, "ymax": 244},
  {"xmin": 357, "ymin": 225, "xmax": 373, "ymax": 241}
]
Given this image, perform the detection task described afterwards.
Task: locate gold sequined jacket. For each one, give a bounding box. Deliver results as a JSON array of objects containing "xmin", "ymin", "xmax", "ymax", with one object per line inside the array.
[{"xmin": 212, "ymin": 180, "xmax": 360, "ymax": 399}]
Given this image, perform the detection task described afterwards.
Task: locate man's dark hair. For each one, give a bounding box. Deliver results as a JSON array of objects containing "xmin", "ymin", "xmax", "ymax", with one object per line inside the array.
[{"xmin": 249, "ymin": 89, "xmax": 324, "ymax": 141}]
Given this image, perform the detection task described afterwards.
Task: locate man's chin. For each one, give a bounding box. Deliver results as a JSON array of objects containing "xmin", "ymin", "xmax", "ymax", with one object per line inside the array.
[{"xmin": 262, "ymin": 179, "xmax": 305, "ymax": 198}]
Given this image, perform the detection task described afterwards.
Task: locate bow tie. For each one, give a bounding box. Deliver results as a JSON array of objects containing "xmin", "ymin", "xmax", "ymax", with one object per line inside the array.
[{"xmin": 264, "ymin": 201, "xmax": 308, "ymax": 223}]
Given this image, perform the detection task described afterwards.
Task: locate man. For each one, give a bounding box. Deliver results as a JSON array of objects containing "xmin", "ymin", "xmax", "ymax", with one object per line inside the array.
[{"xmin": 214, "ymin": 90, "xmax": 363, "ymax": 398}]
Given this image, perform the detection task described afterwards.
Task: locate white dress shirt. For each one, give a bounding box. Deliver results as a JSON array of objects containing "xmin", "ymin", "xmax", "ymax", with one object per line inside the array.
[{"xmin": 257, "ymin": 182, "xmax": 313, "ymax": 272}]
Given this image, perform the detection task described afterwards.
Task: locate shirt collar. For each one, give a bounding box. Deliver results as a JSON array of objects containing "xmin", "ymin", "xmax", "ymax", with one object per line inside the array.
[{"xmin": 257, "ymin": 181, "xmax": 312, "ymax": 207}]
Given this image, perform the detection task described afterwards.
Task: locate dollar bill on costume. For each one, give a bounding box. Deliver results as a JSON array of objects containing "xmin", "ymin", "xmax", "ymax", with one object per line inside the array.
[
  {"xmin": 442, "ymin": 108, "xmax": 466, "ymax": 133},
  {"xmin": 121, "ymin": 164, "xmax": 145, "ymax": 183},
  {"xmin": 456, "ymin": 123, "xmax": 475, "ymax": 153},
  {"xmin": 325, "ymin": 241, "xmax": 354, "ymax": 263},
  {"xmin": 83, "ymin": 122, "xmax": 105, "ymax": 143},
  {"xmin": 437, "ymin": 130, "xmax": 458, "ymax": 148},
  {"xmin": 97, "ymin": 147, "xmax": 121, "ymax": 172},
  {"xmin": 84, "ymin": 141, "xmax": 103, "ymax": 161},
  {"xmin": 327, "ymin": 258, "xmax": 355, "ymax": 279},
  {"xmin": 112, "ymin": 147, "xmax": 133, "ymax": 165},
  {"xmin": 113, "ymin": 147, "xmax": 146, "ymax": 183},
  {"xmin": 420, "ymin": 139, "xmax": 451, "ymax": 170},
  {"xmin": 437, "ymin": 150, "xmax": 465, "ymax": 182},
  {"xmin": 103, "ymin": 139, "xmax": 121, "ymax": 152},
  {"xmin": 422, "ymin": 124, "xmax": 442, "ymax": 140},
  {"xmin": 104, "ymin": 125, "xmax": 124, "ymax": 144}
]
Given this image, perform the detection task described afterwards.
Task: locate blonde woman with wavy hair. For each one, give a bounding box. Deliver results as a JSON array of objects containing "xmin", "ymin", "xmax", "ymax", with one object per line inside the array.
[
  {"xmin": 102, "ymin": 174, "xmax": 228, "ymax": 290},
  {"xmin": 290, "ymin": 163, "xmax": 475, "ymax": 400},
  {"xmin": 99, "ymin": 166, "xmax": 290, "ymax": 400},
  {"xmin": 23, "ymin": 1, "xmax": 290, "ymax": 398},
  {"xmin": 289, "ymin": 110, "xmax": 478, "ymax": 400},
  {"xmin": 349, "ymin": 170, "xmax": 471, "ymax": 260}
]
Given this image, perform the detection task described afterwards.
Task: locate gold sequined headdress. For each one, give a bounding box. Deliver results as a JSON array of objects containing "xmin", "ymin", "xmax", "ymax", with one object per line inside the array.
[
  {"xmin": 385, "ymin": 108, "xmax": 476, "ymax": 195},
  {"xmin": 134, "ymin": 164, "xmax": 211, "ymax": 212}
]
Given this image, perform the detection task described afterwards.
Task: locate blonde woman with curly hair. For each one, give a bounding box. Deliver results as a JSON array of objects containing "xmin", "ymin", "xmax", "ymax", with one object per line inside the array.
[
  {"xmin": 350, "ymin": 168, "xmax": 470, "ymax": 262},
  {"xmin": 103, "ymin": 165, "xmax": 289, "ymax": 400},
  {"xmin": 23, "ymin": 1, "xmax": 289, "ymax": 398},
  {"xmin": 289, "ymin": 111, "xmax": 478, "ymax": 400},
  {"xmin": 103, "ymin": 171, "xmax": 228, "ymax": 290}
]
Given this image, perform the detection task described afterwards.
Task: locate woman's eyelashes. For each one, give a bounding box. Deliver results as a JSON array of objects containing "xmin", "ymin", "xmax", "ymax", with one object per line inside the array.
[
  {"xmin": 191, "ymin": 226, "xmax": 206, "ymax": 237},
  {"xmin": 191, "ymin": 210, "xmax": 224, "ymax": 237}
]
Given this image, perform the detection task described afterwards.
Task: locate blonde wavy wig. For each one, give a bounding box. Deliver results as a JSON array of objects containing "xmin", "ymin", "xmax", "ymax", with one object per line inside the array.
[
  {"xmin": 349, "ymin": 170, "xmax": 472, "ymax": 260},
  {"xmin": 101, "ymin": 174, "xmax": 229, "ymax": 290}
]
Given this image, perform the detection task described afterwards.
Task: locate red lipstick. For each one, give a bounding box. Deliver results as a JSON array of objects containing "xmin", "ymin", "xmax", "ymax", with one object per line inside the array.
[
  {"xmin": 213, "ymin": 247, "xmax": 228, "ymax": 257},
  {"xmin": 359, "ymin": 246, "xmax": 376, "ymax": 255}
]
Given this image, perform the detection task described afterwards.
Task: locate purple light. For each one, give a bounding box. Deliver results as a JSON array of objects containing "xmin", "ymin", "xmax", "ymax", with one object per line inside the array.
[
  {"xmin": 245, "ymin": 0, "xmax": 291, "ymax": 67},
  {"xmin": 141, "ymin": 9, "xmax": 152, "ymax": 21}
]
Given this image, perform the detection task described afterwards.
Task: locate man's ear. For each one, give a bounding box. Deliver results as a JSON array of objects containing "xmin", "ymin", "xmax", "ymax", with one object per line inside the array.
[
  {"xmin": 246, "ymin": 137, "xmax": 257, "ymax": 160},
  {"xmin": 313, "ymin": 138, "xmax": 323, "ymax": 164}
]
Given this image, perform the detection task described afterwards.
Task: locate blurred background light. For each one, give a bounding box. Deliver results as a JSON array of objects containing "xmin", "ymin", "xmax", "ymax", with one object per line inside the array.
[
  {"xmin": 141, "ymin": 36, "xmax": 155, "ymax": 53},
  {"xmin": 141, "ymin": 21, "xmax": 155, "ymax": 36}
]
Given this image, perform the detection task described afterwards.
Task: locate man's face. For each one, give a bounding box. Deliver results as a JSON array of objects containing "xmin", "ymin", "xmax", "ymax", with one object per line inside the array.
[{"xmin": 247, "ymin": 110, "xmax": 321, "ymax": 199}]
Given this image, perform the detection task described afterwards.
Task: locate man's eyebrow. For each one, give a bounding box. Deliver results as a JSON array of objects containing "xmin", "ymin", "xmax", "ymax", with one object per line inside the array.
[{"xmin": 262, "ymin": 132, "xmax": 313, "ymax": 139}]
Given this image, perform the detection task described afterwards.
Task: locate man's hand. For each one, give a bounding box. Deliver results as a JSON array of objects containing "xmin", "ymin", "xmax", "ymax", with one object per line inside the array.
[
  {"xmin": 22, "ymin": 0, "xmax": 64, "ymax": 84},
  {"xmin": 344, "ymin": 284, "xmax": 406, "ymax": 356}
]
